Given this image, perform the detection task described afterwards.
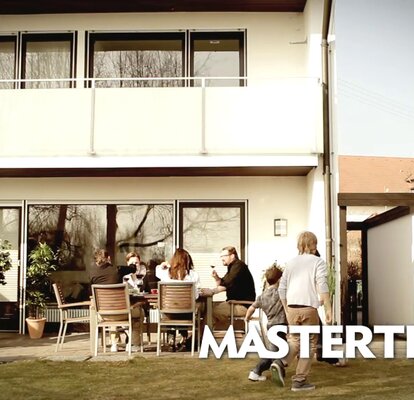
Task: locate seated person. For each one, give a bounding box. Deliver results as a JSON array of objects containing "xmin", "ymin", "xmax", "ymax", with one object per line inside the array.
[
  {"xmin": 202, "ymin": 246, "xmax": 256, "ymax": 330},
  {"xmin": 156, "ymin": 248, "xmax": 200, "ymax": 351},
  {"xmin": 118, "ymin": 252, "xmax": 150, "ymax": 293}
]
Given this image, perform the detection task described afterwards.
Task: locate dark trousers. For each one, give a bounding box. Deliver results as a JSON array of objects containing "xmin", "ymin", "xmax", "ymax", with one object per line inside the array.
[{"xmin": 253, "ymin": 330, "xmax": 287, "ymax": 375}]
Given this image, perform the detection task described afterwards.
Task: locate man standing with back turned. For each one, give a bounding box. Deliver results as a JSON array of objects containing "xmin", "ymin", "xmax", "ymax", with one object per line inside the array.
[
  {"xmin": 273, "ymin": 231, "xmax": 332, "ymax": 392},
  {"xmin": 204, "ymin": 246, "xmax": 256, "ymax": 329}
]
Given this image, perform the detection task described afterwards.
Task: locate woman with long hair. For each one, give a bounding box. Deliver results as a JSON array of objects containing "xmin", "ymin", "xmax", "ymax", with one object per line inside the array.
[{"xmin": 155, "ymin": 248, "xmax": 201, "ymax": 351}]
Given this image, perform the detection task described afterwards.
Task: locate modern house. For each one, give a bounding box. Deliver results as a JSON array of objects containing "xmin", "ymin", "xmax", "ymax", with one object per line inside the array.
[
  {"xmin": 0, "ymin": 0, "xmax": 335, "ymax": 334},
  {"xmin": 4, "ymin": 0, "xmax": 412, "ymax": 338}
]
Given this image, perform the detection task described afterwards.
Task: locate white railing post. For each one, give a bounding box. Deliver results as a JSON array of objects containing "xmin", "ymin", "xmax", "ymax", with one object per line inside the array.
[
  {"xmin": 200, "ymin": 77, "xmax": 207, "ymax": 155},
  {"xmin": 89, "ymin": 79, "xmax": 96, "ymax": 156}
]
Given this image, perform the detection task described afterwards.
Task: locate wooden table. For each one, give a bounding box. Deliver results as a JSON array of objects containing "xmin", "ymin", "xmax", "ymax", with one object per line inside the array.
[{"xmin": 198, "ymin": 291, "xmax": 213, "ymax": 330}]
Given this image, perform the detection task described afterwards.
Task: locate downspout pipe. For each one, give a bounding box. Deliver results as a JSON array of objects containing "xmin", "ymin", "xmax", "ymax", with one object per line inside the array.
[{"xmin": 322, "ymin": 0, "xmax": 333, "ymax": 268}]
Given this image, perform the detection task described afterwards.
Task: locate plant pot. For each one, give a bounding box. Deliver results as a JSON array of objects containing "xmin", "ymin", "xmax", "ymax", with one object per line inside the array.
[{"xmin": 26, "ymin": 317, "xmax": 46, "ymax": 339}]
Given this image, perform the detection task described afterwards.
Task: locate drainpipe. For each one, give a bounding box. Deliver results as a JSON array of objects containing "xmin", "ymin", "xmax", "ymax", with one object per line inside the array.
[{"xmin": 322, "ymin": 0, "xmax": 334, "ymax": 306}]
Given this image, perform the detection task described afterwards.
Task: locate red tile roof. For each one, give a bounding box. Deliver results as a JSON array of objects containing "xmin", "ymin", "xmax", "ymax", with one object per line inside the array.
[{"xmin": 339, "ymin": 156, "xmax": 414, "ymax": 193}]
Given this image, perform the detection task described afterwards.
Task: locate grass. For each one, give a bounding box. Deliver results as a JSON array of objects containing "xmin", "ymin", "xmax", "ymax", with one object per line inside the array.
[{"xmin": 1, "ymin": 356, "xmax": 414, "ymax": 400}]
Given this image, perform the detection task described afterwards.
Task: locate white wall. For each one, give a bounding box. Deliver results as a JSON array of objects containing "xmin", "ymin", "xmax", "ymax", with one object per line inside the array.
[
  {"xmin": 0, "ymin": 11, "xmax": 309, "ymax": 79},
  {"xmin": 0, "ymin": 175, "xmax": 319, "ymax": 294},
  {"xmin": 368, "ymin": 213, "xmax": 414, "ymax": 325},
  {"xmin": 333, "ymin": 0, "xmax": 414, "ymax": 158},
  {"xmin": 304, "ymin": 0, "xmax": 324, "ymax": 78}
]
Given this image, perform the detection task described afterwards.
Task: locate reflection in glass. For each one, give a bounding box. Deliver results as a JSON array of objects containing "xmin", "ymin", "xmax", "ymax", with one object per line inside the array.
[
  {"xmin": 191, "ymin": 33, "xmax": 244, "ymax": 87},
  {"xmin": 27, "ymin": 204, "xmax": 174, "ymax": 278},
  {"xmin": 0, "ymin": 38, "xmax": 16, "ymax": 89},
  {"xmin": 91, "ymin": 34, "xmax": 184, "ymax": 88},
  {"xmin": 181, "ymin": 204, "xmax": 244, "ymax": 296},
  {"xmin": 23, "ymin": 39, "xmax": 72, "ymax": 89}
]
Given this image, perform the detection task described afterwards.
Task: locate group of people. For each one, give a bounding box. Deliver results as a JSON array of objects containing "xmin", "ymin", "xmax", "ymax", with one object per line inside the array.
[{"xmin": 89, "ymin": 230, "xmax": 340, "ymax": 392}]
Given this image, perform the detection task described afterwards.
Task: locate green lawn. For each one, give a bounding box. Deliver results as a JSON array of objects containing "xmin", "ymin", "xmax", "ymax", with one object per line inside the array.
[{"xmin": 1, "ymin": 357, "xmax": 414, "ymax": 400}]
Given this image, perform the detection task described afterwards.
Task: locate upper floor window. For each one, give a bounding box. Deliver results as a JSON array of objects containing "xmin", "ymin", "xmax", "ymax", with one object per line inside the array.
[
  {"xmin": 88, "ymin": 30, "xmax": 245, "ymax": 88},
  {"xmin": 88, "ymin": 32, "xmax": 185, "ymax": 88},
  {"xmin": 21, "ymin": 33, "xmax": 76, "ymax": 89},
  {"xmin": 0, "ymin": 36, "xmax": 17, "ymax": 89},
  {"xmin": 190, "ymin": 31, "xmax": 245, "ymax": 87}
]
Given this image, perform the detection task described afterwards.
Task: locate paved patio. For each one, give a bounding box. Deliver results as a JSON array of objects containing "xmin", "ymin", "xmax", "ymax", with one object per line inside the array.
[{"xmin": 0, "ymin": 331, "xmax": 187, "ymax": 363}]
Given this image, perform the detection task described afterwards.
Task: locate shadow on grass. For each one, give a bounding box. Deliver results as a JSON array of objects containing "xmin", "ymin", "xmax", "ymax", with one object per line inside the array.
[{"xmin": 1, "ymin": 356, "xmax": 414, "ymax": 400}]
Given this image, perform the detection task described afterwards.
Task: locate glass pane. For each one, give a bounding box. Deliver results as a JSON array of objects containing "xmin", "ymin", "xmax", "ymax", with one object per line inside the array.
[
  {"xmin": 24, "ymin": 40, "xmax": 71, "ymax": 89},
  {"xmin": 115, "ymin": 204, "xmax": 174, "ymax": 288},
  {"xmin": 0, "ymin": 207, "xmax": 20, "ymax": 331},
  {"xmin": 193, "ymin": 38, "xmax": 241, "ymax": 87},
  {"xmin": 0, "ymin": 39, "xmax": 15, "ymax": 89},
  {"xmin": 93, "ymin": 38, "xmax": 184, "ymax": 88},
  {"xmin": 181, "ymin": 205, "xmax": 243, "ymax": 298},
  {"xmin": 27, "ymin": 203, "xmax": 174, "ymax": 300}
]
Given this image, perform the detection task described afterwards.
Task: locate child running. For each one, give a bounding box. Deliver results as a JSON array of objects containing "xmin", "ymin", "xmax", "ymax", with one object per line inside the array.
[{"xmin": 245, "ymin": 264, "xmax": 287, "ymax": 384}]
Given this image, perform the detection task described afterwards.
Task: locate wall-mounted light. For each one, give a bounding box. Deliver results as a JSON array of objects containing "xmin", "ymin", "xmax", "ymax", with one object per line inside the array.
[{"xmin": 274, "ymin": 218, "xmax": 288, "ymax": 236}]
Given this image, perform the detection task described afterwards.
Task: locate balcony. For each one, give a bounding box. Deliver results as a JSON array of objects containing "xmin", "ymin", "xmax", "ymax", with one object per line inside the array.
[{"xmin": 0, "ymin": 77, "xmax": 322, "ymax": 164}]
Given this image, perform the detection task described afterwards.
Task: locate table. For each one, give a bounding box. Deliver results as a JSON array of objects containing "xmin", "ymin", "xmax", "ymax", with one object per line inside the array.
[{"xmin": 198, "ymin": 291, "xmax": 213, "ymax": 330}]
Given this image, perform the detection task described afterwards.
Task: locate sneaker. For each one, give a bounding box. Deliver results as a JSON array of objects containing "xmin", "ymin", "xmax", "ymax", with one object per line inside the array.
[
  {"xmin": 110, "ymin": 343, "xmax": 118, "ymax": 353},
  {"xmin": 333, "ymin": 358, "xmax": 346, "ymax": 367},
  {"xmin": 291, "ymin": 381, "xmax": 315, "ymax": 392},
  {"xmin": 270, "ymin": 360, "xmax": 285, "ymax": 387},
  {"xmin": 248, "ymin": 371, "xmax": 266, "ymax": 382}
]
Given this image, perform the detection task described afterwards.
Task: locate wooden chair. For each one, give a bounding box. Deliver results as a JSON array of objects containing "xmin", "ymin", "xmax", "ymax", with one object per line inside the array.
[
  {"xmin": 228, "ymin": 299, "xmax": 254, "ymax": 337},
  {"xmin": 52, "ymin": 283, "xmax": 91, "ymax": 352},
  {"xmin": 156, "ymin": 281, "xmax": 198, "ymax": 356},
  {"xmin": 91, "ymin": 283, "xmax": 143, "ymax": 356}
]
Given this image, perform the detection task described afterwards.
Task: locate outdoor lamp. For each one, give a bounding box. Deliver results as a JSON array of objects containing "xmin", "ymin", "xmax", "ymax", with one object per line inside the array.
[{"xmin": 274, "ymin": 218, "xmax": 288, "ymax": 236}]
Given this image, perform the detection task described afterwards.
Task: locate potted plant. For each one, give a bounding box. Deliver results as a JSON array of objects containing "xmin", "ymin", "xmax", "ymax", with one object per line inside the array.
[
  {"xmin": 0, "ymin": 239, "xmax": 13, "ymax": 286},
  {"xmin": 25, "ymin": 242, "xmax": 57, "ymax": 339}
]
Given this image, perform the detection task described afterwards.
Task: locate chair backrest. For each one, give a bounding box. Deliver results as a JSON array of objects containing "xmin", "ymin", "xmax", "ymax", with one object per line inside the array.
[
  {"xmin": 158, "ymin": 281, "xmax": 195, "ymax": 314},
  {"xmin": 91, "ymin": 283, "xmax": 131, "ymax": 319},
  {"xmin": 52, "ymin": 283, "xmax": 65, "ymax": 308}
]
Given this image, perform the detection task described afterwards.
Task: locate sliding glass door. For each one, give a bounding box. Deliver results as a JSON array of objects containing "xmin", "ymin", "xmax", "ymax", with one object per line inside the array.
[
  {"xmin": 178, "ymin": 201, "xmax": 246, "ymax": 300},
  {"xmin": 0, "ymin": 207, "xmax": 21, "ymax": 331}
]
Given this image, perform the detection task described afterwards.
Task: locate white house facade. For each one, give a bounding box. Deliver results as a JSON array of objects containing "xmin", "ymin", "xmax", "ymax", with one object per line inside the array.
[{"xmin": 0, "ymin": 0, "xmax": 333, "ymax": 333}]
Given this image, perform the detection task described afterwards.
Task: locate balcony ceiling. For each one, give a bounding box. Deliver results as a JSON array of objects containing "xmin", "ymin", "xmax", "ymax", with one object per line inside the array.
[{"xmin": 0, "ymin": 1, "xmax": 307, "ymax": 15}]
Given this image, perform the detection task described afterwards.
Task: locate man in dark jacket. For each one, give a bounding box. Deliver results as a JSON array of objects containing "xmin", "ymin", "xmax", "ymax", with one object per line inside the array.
[{"xmin": 206, "ymin": 246, "xmax": 256, "ymax": 329}]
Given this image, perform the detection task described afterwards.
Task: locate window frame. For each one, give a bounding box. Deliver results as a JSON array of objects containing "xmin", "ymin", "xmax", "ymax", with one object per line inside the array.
[
  {"xmin": 189, "ymin": 31, "xmax": 245, "ymax": 87},
  {"xmin": 20, "ymin": 32, "xmax": 77, "ymax": 89},
  {"xmin": 178, "ymin": 201, "xmax": 246, "ymax": 260},
  {"xmin": 87, "ymin": 31, "xmax": 186, "ymax": 88}
]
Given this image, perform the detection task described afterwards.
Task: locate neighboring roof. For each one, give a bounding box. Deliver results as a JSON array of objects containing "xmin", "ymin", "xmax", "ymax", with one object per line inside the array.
[
  {"xmin": 0, "ymin": 0, "xmax": 307, "ymax": 15},
  {"xmin": 339, "ymin": 155, "xmax": 414, "ymax": 193}
]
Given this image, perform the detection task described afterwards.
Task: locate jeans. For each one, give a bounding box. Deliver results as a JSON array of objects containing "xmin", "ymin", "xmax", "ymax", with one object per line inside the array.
[{"xmin": 252, "ymin": 330, "xmax": 287, "ymax": 375}]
